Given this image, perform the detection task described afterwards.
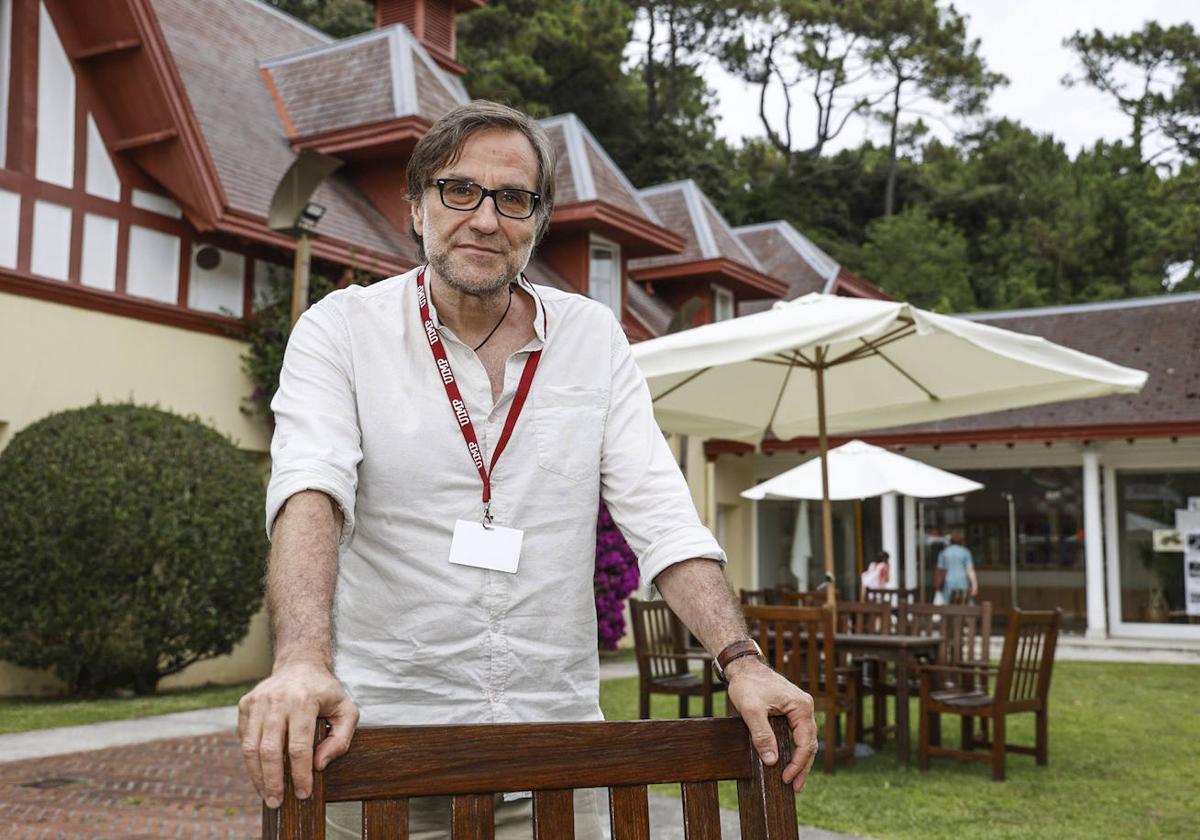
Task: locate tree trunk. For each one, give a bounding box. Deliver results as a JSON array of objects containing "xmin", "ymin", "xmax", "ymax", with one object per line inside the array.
[
  {"xmin": 884, "ymin": 79, "xmax": 903, "ymax": 217},
  {"xmin": 666, "ymin": 3, "xmax": 678, "ymax": 116},
  {"xmin": 646, "ymin": 6, "xmax": 658, "ymax": 125}
]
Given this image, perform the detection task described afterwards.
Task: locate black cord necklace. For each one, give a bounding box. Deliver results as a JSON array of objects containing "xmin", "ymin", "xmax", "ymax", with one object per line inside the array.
[{"xmin": 472, "ymin": 284, "xmax": 514, "ymax": 351}]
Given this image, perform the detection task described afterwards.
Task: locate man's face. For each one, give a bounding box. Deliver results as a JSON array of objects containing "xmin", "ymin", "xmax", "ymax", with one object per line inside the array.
[{"xmin": 413, "ymin": 128, "xmax": 541, "ymax": 297}]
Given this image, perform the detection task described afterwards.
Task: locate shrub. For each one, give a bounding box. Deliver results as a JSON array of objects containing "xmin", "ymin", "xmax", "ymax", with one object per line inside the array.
[
  {"xmin": 0, "ymin": 403, "xmax": 267, "ymax": 695},
  {"xmin": 595, "ymin": 502, "xmax": 640, "ymax": 650}
]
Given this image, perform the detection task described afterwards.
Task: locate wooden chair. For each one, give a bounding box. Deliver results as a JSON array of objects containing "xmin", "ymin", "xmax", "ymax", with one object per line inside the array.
[
  {"xmin": 262, "ymin": 717, "xmax": 801, "ymax": 838},
  {"xmin": 864, "ymin": 587, "xmax": 918, "ymax": 609},
  {"xmin": 870, "ymin": 602, "xmax": 992, "ymax": 749},
  {"xmin": 629, "ymin": 598, "xmax": 725, "ymax": 719},
  {"xmin": 918, "ymin": 608, "xmax": 1062, "ymax": 781},
  {"xmin": 834, "ymin": 601, "xmax": 889, "ymax": 745},
  {"xmin": 743, "ymin": 605, "xmax": 857, "ymax": 774}
]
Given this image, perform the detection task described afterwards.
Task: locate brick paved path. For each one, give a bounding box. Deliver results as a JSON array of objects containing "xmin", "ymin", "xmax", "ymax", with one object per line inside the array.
[{"xmin": 0, "ymin": 731, "xmax": 259, "ymax": 839}]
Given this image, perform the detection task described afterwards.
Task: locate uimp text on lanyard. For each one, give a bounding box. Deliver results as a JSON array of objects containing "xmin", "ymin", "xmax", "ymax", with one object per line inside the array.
[{"xmin": 416, "ymin": 267, "xmax": 543, "ymax": 529}]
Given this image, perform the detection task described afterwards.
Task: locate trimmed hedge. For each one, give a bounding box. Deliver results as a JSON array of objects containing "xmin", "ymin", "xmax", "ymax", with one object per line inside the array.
[{"xmin": 0, "ymin": 403, "xmax": 267, "ymax": 695}]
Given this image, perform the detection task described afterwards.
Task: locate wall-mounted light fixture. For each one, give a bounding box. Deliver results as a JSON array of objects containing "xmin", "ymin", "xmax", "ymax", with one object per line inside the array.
[{"xmin": 268, "ymin": 151, "xmax": 343, "ymax": 326}]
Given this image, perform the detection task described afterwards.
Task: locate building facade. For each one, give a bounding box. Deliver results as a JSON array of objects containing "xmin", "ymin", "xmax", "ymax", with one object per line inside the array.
[{"xmin": 2, "ymin": 0, "xmax": 1192, "ymax": 695}]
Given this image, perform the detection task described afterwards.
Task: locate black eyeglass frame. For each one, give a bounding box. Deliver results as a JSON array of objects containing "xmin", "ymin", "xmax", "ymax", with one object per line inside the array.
[{"xmin": 428, "ymin": 178, "xmax": 541, "ymax": 220}]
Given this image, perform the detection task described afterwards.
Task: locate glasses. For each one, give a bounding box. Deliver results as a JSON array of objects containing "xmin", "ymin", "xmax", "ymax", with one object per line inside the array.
[{"xmin": 429, "ymin": 179, "xmax": 540, "ymax": 220}]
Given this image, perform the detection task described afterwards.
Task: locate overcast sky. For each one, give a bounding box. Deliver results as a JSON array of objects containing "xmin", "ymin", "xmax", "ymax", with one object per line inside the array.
[{"xmin": 702, "ymin": 0, "xmax": 1198, "ymax": 156}]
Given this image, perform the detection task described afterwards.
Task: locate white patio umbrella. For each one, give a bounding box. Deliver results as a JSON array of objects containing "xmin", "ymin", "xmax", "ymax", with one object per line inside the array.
[
  {"xmin": 743, "ymin": 440, "xmax": 983, "ymax": 596},
  {"xmin": 741, "ymin": 439, "xmax": 983, "ymax": 502},
  {"xmin": 634, "ymin": 293, "xmax": 1148, "ymax": 600}
]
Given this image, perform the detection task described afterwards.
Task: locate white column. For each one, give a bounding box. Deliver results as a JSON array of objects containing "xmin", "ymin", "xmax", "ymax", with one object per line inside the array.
[
  {"xmin": 1083, "ymin": 447, "xmax": 1107, "ymax": 640},
  {"xmin": 903, "ymin": 495, "xmax": 918, "ymax": 590},
  {"xmin": 881, "ymin": 493, "xmax": 899, "ymax": 589}
]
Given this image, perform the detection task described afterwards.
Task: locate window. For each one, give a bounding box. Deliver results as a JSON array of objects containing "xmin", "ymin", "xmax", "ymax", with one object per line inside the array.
[
  {"xmin": 713, "ymin": 285, "xmax": 735, "ymax": 321},
  {"xmin": 1115, "ymin": 471, "xmax": 1200, "ymax": 625},
  {"xmin": 588, "ymin": 237, "xmax": 621, "ymax": 315}
]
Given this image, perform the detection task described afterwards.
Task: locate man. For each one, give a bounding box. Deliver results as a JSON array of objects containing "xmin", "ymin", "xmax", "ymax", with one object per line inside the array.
[{"xmin": 238, "ymin": 100, "xmax": 817, "ymax": 838}]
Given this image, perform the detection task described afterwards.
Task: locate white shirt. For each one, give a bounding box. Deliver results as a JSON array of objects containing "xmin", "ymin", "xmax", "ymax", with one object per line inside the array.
[{"xmin": 266, "ymin": 266, "xmax": 723, "ymax": 726}]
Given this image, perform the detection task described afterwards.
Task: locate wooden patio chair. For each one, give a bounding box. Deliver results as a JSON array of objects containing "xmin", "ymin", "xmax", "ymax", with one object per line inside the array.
[
  {"xmin": 743, "ymin": 605, "xmax": 857, "ymax": 774},
  {"xmin": 872, "ymin": 602, "xmax": 993, "ymax": 749},
  {"xmin": 262, "ymin": 716, "xmax": 801, "ymax": 838},
  {"xmin": 917, "ymin": 608, "xmax": 1062, "ymax": 781},
  {"xmin": 834, "ymin": 601, "xmax": 889, "ymax": 745},
  {"xmin": 629, "ymin": 598, "xmax": 725, "ymax": 719}
]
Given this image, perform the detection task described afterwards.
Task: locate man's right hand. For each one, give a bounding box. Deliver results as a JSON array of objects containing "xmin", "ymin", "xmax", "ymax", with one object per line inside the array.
[{"xmin": 237, "ymin": 660, "xmax": 359, "ymax": 808}]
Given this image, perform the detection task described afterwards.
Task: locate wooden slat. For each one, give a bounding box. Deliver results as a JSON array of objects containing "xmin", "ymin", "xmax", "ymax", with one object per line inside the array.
[
  {"xmin": 609, "ymin": 785, "xmax": 651, "ymax": 840},
  {"xmin": 451, "ymin": 794, "xmax": 494, "ymax": 840},
  {"xmin": 72, "ymin": 37, "xmax": 141, "ymax": 60},
  {"xmin": 532, "ymin": 789, "xmax": 574, "ymax": 840},
  {"xmin": 680, "ymin": 782, "xmax": 721, "ymax": 840},
  {"xmin": 324, "ymin": 719, "xmax": 752, "ymax": 801},
  {"xmin": 261, "ymin": 725, "xmax": 326, "ymax": 840},
  {"xmin": 738, "ymin": 719, "xmax": 799, "ymax": 840},
  {"xmin": 109, "ymin": 128, "xmax": 178, "ymax": 151},
  {"xmin": 363, "ymin": 798, "xmax": 408, "ymax": 840}
]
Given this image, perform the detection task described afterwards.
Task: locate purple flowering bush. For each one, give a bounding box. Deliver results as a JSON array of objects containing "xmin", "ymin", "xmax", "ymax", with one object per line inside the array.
[{"xmin": 595, "ymin": 502, "xmax": 640, "ymax": 650}]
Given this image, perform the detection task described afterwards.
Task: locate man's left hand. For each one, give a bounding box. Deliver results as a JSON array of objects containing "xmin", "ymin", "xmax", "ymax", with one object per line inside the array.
[{"xmin": 725, "ymin": 658, "xmax": 818, "ymax": 792}]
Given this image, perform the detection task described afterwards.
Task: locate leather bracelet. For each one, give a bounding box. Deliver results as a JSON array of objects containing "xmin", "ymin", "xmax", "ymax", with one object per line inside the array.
[{"xmin": 714, "ymin": 639, "xmax": 765, "ymax": 682}]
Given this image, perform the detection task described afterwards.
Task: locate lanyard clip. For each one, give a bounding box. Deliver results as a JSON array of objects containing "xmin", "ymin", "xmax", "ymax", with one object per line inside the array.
[{"xmin": 482, "ymin": 500, "xmax": 494, "ymax": 530}]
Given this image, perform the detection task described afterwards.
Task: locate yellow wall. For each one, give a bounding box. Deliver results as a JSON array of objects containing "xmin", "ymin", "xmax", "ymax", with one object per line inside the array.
[
  {"xmin": 0, "ymin": 292, "xmax": 273, "ymax": 696},
  {"xmin": 712, "ymin": 453, "xmax": 755, "ymax": 592},
  {"xmin": 672, "ymin": 433, "xmax": 757, "ymax": 595}
]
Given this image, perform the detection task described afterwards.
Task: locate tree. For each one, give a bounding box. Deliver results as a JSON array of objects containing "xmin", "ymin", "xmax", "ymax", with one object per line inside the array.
[
  {"xmin": 858, "ymin": 205, "xmax": 974, "ymax": 311},
  {"xmin": 459, "ymin": 0, "xmax": 735, "ymax": 199},
  {"xmin": 1063, "ymin": 22, "xmax": 1200, "ymax": 168},
  {"xmin": 458, "ymin": 1, "xmax": 639, "ymax": 128},
  {"xmin": 0, "ymin": 404, "xmax": 267, "ymax": 695},
  {"xmin": 861, "ymin": 0, "xmax": 1006, "ymax": 216},
  {"xmin": 722, "ymin": 0, "xmax": 884, "ymax": 165}
]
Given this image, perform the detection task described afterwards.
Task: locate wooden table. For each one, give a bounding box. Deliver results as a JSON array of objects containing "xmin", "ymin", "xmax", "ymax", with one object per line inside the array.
[{"xmin": 835, "ymin": 633, "xmax": 942, "ymax": 766}]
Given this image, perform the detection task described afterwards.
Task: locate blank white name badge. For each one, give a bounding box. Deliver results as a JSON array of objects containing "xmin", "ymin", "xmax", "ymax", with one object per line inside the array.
[{"xmin": 448, "ymin": 519, "xmax": 524, "ymax": 574}]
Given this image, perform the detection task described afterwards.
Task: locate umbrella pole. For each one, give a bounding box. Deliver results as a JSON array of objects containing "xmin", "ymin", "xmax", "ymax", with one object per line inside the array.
[
  {"xmin": 815, "ymin": 353, "xmax": 836, "ymax": 607},
  {"xmin": 855, "ymin": 498, "xmax": 864, "ymax": 599}
]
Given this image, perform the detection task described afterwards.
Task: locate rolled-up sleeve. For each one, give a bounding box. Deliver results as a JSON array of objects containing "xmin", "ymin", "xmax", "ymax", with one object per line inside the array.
[
  {"xmin": 599, "ymin": 317, "xmax": 724, "ymax": 596},
  {"xmin": 265, "ymin": 298, "xmax": 362, "ymax": 544}
]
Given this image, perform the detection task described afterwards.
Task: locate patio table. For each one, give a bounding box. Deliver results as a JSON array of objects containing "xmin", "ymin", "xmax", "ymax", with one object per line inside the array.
[{"xmin": 835, "ymin": 633, "xmax": 942, "ymax": 766}]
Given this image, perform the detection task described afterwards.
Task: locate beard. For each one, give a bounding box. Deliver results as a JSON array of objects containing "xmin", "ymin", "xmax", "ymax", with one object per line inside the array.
[{"xmin": 423, "ymin": 206, "xmax": 534, "ymax": 299}]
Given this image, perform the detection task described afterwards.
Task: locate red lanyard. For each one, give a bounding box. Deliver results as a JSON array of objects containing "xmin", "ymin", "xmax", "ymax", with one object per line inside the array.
[{"xmin": 417, "ymin": 268, "xmax": 543, "ymax": 525}]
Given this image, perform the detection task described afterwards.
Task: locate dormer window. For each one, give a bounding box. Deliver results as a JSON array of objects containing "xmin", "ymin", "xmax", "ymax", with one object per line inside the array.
[
  {"xmin": 713, "ymin": 284, "xmax": 735, "ymax": 321},
  {"xmin": 589, "ymin": 235, "xmax": 621, "ymax": 316}
]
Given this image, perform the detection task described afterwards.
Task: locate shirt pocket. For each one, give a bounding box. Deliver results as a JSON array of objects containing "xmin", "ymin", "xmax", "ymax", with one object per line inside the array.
[{"xmin": 532, "ymin": 385, "xmax": 607, "ymax": 482}]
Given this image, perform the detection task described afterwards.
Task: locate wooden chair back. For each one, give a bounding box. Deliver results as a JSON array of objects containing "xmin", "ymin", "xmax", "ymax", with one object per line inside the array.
[
  {"xmin": 863, "ymin": 587, "xmax": 917, "ymax": 608},
  {"xmin": 630, "ymin": 598, "xmax": 690, "ymax": 681},
  {"xmin": 774, "ymin": 590, "xmax": 825, "ymax": 607},
  {"xmin": 898, "ymin": 602, "xmax": 992, "ymax": 666},
  {"xmin": 739, "ymin": 588, "xmax": 769, "ymax": 606},
  {"xmin": 834, "ymin": 601, "xmax": 888, "ymax": 635},
  {"xmin": 994, "ymin": 608, "xmax": 1062, "ymax": 712},
  {"xmin": 262, "ymin": 717, "xmax": 800, "ymax": 839},
  {"xmin": 743, "ymin": 605, "xmax": 835, "ymax": 695}
]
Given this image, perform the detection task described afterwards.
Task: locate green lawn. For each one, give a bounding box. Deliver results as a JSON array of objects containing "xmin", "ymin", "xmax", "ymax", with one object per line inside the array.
[
  {"xmin": 0, "ymin": 682, "xmax": 255, "ymax": 734},
  {"xmin": 598, "ymin": 662, "xmax": 1200, "ymax": 840}
]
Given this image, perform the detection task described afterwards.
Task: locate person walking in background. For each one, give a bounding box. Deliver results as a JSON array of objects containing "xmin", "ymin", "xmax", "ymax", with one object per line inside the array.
[{"xmin": 936, "ymin": 530, "xmax": 978, "ymax": 604}]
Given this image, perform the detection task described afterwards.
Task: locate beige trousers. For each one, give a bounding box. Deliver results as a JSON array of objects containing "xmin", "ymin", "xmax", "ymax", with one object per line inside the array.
[{"xmin": 326, "ymin": 789, "xmax": 607, "ymax": 839}]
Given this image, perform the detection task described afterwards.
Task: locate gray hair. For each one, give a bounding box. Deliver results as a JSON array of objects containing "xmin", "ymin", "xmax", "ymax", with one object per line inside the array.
[{"xmin": 406, "ymin": 100, "xmax": 556, "ymax": 258}]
